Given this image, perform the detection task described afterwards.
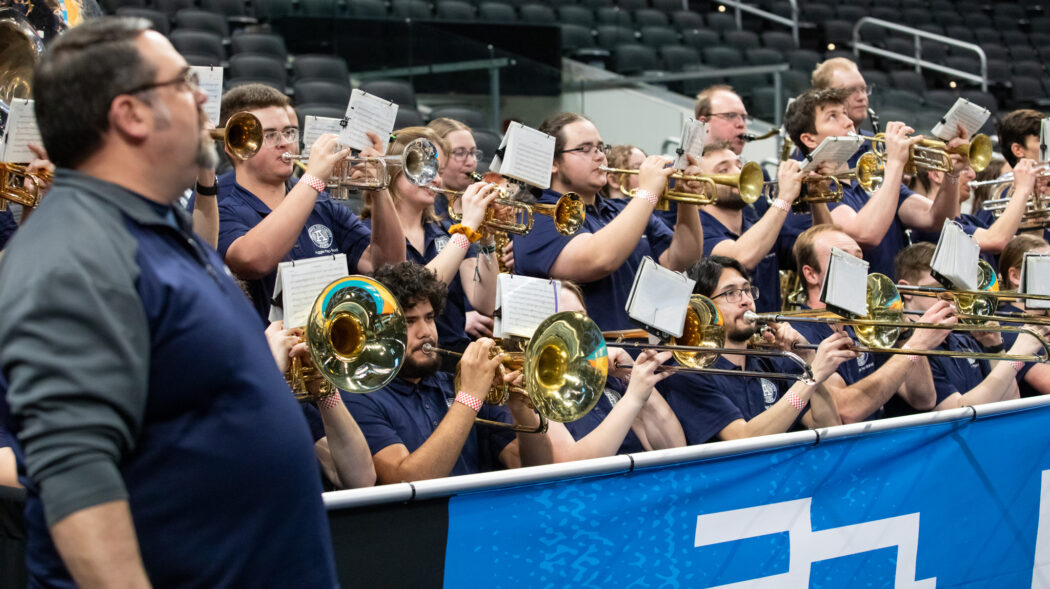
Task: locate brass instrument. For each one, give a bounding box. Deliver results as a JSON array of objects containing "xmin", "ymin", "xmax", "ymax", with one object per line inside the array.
[
  {"xmin": 741, "ymin": 129, "xmax": 779, "ymax": 142},
  {"xmin": 599, "ymin": 161, "xmax": 765, "ymax": 208},
  {"xmin": 602, "ymin": 295, "xmax": 816, "ymax": 383},
  {"xmin": 780, "ymin": 269, "xmax": 806, "ymax": 312},
  {"xmin": 0, "ymin": 11, "xmax": 41, "ymax": 126},
  {"xmin": 976, "ymin": 172, "xmax": 1050, "ymax": 229},
  {"xmin": 209, "ymin": 111, "xmax": 263, "ymax": 160},
  {"xmin": 762, "ymin": 151, "xmax": 884, "ymax": 204},
  {"xmin": 288, "ymin": 275, "xmax": 407, "ymax": 401},
  {"xmin": 745, "ymin": 273, "xmax": 1050, "ymax": 362},
  {"xmin": 282, "ymin": 137, "xmax": 439, "ymax": 195},
  {"xmin": 423, "ymin": 311, "xmax": 607, "ymax": 433},
  {"xmin": 857, "ymin": 132, "xmax": 993, "ymax": 174},
  {"xmin": 1, "ymin": 162, "xmax": 51, "ymax": 211},
  {"xmin": 894, "ymin": 259, "xmax": 1050, "ymax": 322},
  {"xmin": 436, "ymin": 188, "xmax": 584, "ymax": 236}
]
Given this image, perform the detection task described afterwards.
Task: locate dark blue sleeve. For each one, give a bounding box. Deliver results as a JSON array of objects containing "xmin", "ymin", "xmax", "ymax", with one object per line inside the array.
[
  {"xmin": 342, "ymin": 392, "xmax": 402, "ymax": 456},
  {"xmin": 476, "ymin": 404, "xmax": 516, "ymax": 464},
  {"xmin": 699, "ymin": 211, "xmax": 731, "ymax": 257},
  {"xmin": 217, "ymin": 198, "xmax": 255, "ymax": 260},
  {"xmin": 0, "ymin": 209, "xmax": 17, "ymax": 250},
  {"xmin": 300, "ymin": 402, "xmax": 326, "ymax": 443},
  {"xmin": 513, "ymin": 214, "xmax": 573, "ymax": 277},
  {"xmin": 660, "ymin": 372, "xmax": 744, "ymax": 445},
  {"xmin": 0, "ymin": 425, "xmax": 9, "ymax": 449},
  {"xmin": 645, "ymin": 209, "xmax": 675, "ymax": 262},
  {"xmin": 323, "ymin": 199, "xmax": 372, "ymax": 273},
  {"xmin": 927, "ymin": 356, "xmax": 963, "ymax": 405}
]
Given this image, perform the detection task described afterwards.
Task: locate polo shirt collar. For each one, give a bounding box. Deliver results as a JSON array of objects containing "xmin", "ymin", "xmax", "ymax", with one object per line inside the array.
[
  {"xmin": 228, "ymin": 177, "xmax": 275, "ymax": 217},
  {"xmin": 55, "ymin": 168, "xmax": 191, "ymax": 232},
  {"xmin": 388, "ymin": 373, "xmax": 443, "ymax": 396}
]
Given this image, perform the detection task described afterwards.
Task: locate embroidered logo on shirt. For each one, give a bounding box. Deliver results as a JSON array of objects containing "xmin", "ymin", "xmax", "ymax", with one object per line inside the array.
[
  {"xmin": 603, "ymin": 387, "xmax": 622, "ymax": 407},
  {"xmin": 435, "ymin": 235, "xmax": 449, "ymax": 252},
  {"xmin": 857, "ymin": 352, "xmax": 873, "ymax": 371},
  {"xmin": 761, "ymin": 378, "xmax": 778, "ymax": 408},
  {"xmin": 307, "ymin": 224, "xmax": 334, "ymax": 249}
]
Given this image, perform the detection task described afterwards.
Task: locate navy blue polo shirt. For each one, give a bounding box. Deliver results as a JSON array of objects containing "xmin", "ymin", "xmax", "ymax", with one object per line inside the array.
[
  {"xmin": 561, "ymin": 378, "xmax": 645, "ymax": 454},
  {"xmin": 790, "ymin": 304, "xmax": 877, "ymax": 384},
  {"xmin": 700, "ymin": 207, "xmax": 780, "ymax": 313},
  {"xmin": 660, "ymin": 355, "xmax": 801, "ymax": 445},
  {"xmin": 513, "ymin": 189, "xmax": 674, "ymax": 331},
  {"xmin": 364, "ymin": 217, "xmax": 476, "ymax": 354},
  {"xmin": 927, "ymin": 332, "xmax": 990, "ymax": 405},
  {"xmin": 343, "ymin": 371, "xmax": 516, "ymax": 477},
  {"xmin": 0, "ymin": 209, "xmax": 16, "ymax": 249},
  {"xmin": 218, "ymin": 177, "xmax": 372, "ymax": 321},
  {"xmin": 752, "ymin": 194, "xmax": 814, "ymax": 283},
  {"xmin": 828, "ymin": 181, "xmax": 913, "ymax": 278},
  {"xmin": 998, "ymin": 302, "xmax": 1041, "ymax": 398}
]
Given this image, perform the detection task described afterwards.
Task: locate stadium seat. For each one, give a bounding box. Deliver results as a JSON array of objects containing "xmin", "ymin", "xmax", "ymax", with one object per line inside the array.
[
  {"xmin": 618, "ymin": 0, "xmax": 646, "ymax": 11},
  {"xmin": 703, "ymin": 46, "xmax": 744, "ymax": 69},
  {"xmin": 231, "ymin": 33, "xmax": 287, "ymax": 61},
  {"xmin": 659, "ymin": 45, "xmax": 701, "ymax": 72},
  {"xmin": 201, "ymin": 0, "xmax": 253, "ymax": 19},
  {"xmin": 723, "ymin": 30, "xmax": 760, "ymax": 51},
  {"xmin": 558, "ymin": 6, "xmax": 595, "ymax": 27},
  {"xmin": 560, "ymin": 24, "xmax": 599, "ymax": 54},
  {"xmin": 670, "ymin": 10, "xmax": 703, "ymax": 31},
  {"xmin": 346, "ymin": 0, "xmax": 386, "ymax": 17},
  {"xmin": 293, "ymin": 55, "xmax": 350, "ymax": 83},
  {"xmin": 787, "ymin": 49, "xmax": 819, "ymax": 72},
  {"xmin": 633, "ymin": 9, "xmax": 669, "ymax": 28},
  {"xmin": 115, "ymin": 7, "xmax": 170, "ymax": 34},
  {"xmin": 360, "ymin": 79, "xmax": 417, "ymax": 108},
  {"xmin": 519, "ymin": 4, "xmax": 556, "ymax": 24},
  {"xmin": 611, "ymin": 44, "xmax": 660, "ymax": 75},
  {"xmin": 473, "ymin": 129, "xmax": 501, "ymax": 172},
  {"xmin": 295, "ymin": 104, "xmax": 346, "ymax": 130},
  {"xmin": 152, "ymin": 0, "xmax": 194, "ymax": 18},
  {"xmin": 680, "ymin": 28, "xmax": 719, "ymax": 51},
  {"xmin": 429, "ymin": 107, "xmax": 487, "ymax": 130},
  {"xmin": 596, "ymin": 25, "xmax": 636, "ymax": 50},
  {"xmin": 639, "ymin": 26, "xmax": 679, "ymax": 49},
  {"xmin": 301, "ymin": 0, "xmax": 343, "ymax": 16},
  {"xmin": 169, "ymin": 30, "xmax": 226, "ymax": 65},
  {"xmin": 596, "ymin": 7, "xmax": 632, "ymax": 27},
  {"xmin": 174, "ymin": 9, "xmax": 230, "ymax": 38},
  {"xmin": 293, "ymin": 80, "xmax": 351, "ymax": 108},
  {"xmin": 392, "ymin": 0, "xmax": 433, "ymax": 18},
  {"xmin": 704, "ymin": 12, "xmax": 736, "ymax": 33},
  {"xmin": 762, "ymin": 31, "xmax": 794, "ymax": 54},
  {"xmin": 228, "ymin": 54, "xmax": 287, "ymax": 90},
  {"xmin": 395, "ymin": 107, "xmax": 426, "ymax": 128}
]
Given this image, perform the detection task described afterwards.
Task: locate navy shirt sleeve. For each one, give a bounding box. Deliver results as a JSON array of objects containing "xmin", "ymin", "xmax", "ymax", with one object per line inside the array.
[
  {"xmin": 321, "ymin": 198, "xmax": 372, "ymax": 272},
  {"xmin": 0, "ymin": 209, "xmax": 17, "ymax": 249},
  {"xmin": 514, "ymin": 208, "xmax": 572, "ymax": 277},
  {"xmin": 217, "ymin": 197, "xmax": 256, "ymax": 260},
  {"xmin": 660, "ymin": 371, "xmax": 745, "ymax": 444},
  {"xmin": 645, "ymin": 210, "xmax": 674, "ymax": 262},
  {"xmin": 342, "ymin": 393, "xmax": 404, "ymax": 456}
]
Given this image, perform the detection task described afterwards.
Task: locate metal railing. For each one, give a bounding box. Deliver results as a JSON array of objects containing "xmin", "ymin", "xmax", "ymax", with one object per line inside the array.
[
  {"xmin": 717, "ymin": 0, "xmax": 803, "ymax": 47},
  {"xmin": 852, "ymin": 17, "xmax": 989, "ymax": 92}
]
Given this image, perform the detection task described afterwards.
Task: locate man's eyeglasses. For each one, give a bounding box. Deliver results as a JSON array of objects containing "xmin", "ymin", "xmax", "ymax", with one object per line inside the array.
[
  {"xmin": 712, "ymin": 286, "xmax": 759, "ymax": 304},
  {"xmin": 844, "ymin": 84, "xmax": 874, "ymax": 96},
  {"xmin": 263, "ymin": 127, "xmax": 300, "ymax": 146},
  {"xmin": 559, "ymin": 142, "xmax": 611, "ymax": 157},
  {"xmin": 450, "ymin": 148, "xmax": 483, "ymax": 161},
  {"xmin": 124, "ymin": 68, "xmax": 200, "ymax": 96},
  {"xmin": 707, "ymin": 112, "xmax": 750, "ymax": 123}
]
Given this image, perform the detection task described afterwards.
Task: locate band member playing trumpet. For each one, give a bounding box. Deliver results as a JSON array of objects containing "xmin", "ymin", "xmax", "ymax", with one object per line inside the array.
[
  {"xmin": 513, "ymin": 112, "xmax": 703, "ymax": 331},
  {"xmin": 217, "ymin": 84, "xmax": 405, "ymax": 322},
  {"xmin": 344, "ymin": 262, "xmax": 552, "ymax": 483},
  {"xmin": 694, "ymin": 85, "xmax": 750, "ymax": 157},
  {"xmin": 604, "ymin": 144, "xmax": 646, "ymax": 200},
  {"xmin": 660, "ymin": 256, "xmax": 852, "ymax": 444},
  {"xmin": 785, "ymin": 88, "xmax": 955, "ymax": 278}
]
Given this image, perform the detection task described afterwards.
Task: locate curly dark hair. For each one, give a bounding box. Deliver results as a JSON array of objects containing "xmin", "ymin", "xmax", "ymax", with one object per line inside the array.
[
  {"xmin": 373, "ymin": 262, "xmax": 448, "ymax": 316},
  {"xmin": 688, "ymin": 256, "xmax": 752, "ymax": 297}
]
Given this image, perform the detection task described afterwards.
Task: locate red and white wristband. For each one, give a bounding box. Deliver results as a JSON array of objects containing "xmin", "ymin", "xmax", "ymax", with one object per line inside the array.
[
  {"xmin": 1007, "ymin": 360, "xmax": 1025, "ymax": 372},
  {"xmin": 635, "ymin": 189, "xmax": 660, "ymax": 207},
  {"xmin": 784, "ymin": 391, "xmax": 806, "ymax": 412},
  {"xmin": 449, "ymin": 233, "xmax": 471, "ymax": 251},
  {"xmin": 769, "ymin": 198, "xmax": 792, "ymax": 213},
  {"xmin": 301, "ymin": 173, "xmax": 326, "ymax": 193},
  {"xmin": 316, "ymin": 393, "xmax": 342, "ymax": 410},
  {"xmin": 455, "ymin": 390, "xmax": 483, "ymax": 413}
]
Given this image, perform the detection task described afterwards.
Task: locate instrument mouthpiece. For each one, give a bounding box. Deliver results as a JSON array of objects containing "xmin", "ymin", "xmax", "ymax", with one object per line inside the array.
[{"xmin": 743, "ymin": 311, "xmax": 759, "ymax": 323}]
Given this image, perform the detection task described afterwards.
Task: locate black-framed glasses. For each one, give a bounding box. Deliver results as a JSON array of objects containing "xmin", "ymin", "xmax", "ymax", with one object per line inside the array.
[
  {"xmin": 559, "ymin": 142, "xmax": 611, "ymax": 157},
  {"xmin": 123, "ymin": 68, "xmax": 200, "ymax": 96},
  {"xmin": 707, "ymin": 112, "xmax": 751, "ymax": 123},
  {"xmin": 450, "ymin": 147, "xmax": 482, "ymax": 161},
  {"xmin": 263, "ymin": 127, "xmax": 300, "ymax": 146},
  {"xmin": 712, "ymin": 286, "xmax": 759, "ymax": 303}
]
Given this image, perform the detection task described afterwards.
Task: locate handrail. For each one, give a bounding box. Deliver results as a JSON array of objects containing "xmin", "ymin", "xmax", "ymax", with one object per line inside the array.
[
  {"xmin": 852, "ymin": 17, "xmax": 988, "ymax": 92},
  {"xmin": 716, "ymin": 0, "xmax": 802, "ymax": 47}
]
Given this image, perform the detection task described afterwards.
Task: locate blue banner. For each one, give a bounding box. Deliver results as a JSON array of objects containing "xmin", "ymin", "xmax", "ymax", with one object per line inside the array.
[{"xmin": 445, "ymin": 405, "xmax": 1050, "ymax": 588}]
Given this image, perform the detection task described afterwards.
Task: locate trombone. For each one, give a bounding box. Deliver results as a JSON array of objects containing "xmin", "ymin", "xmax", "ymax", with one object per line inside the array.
[
  {"xmin": 282, "ymin": 137, "xmax": 440, "ymax": 194},
  {"xmin": 599, "ymin": 160, "xmax": 765, "ymax": 208},
  {"xmin": 209, "ymin": 111, "xmax": 263, "ymax": 160},
  {"xmin": 602, "ymin": 294, "xmax": 816, "ymax": 383},
  {"xmin": 287, "ymin": 275, "xmax": 407, "ymax": 401},
  {"xmin": 431, "ymin": 186, "xmax": 585, "ymax": 236},
  {"xmin": 745, "ymin": 273, "xmax": 1050, "ymax": 363},
  {"xmin": 892, "ymin": 259, "xmax": 1050, "ymax": 323},
  {"xmin": 856, "ymin": 132, "xmax": 993, "ymax": 173},
  {"xmin": 422, "ymin": 311, "xmax": 607, "ymax": 433},
  {"xmin": 1, "ymin": 162, "xmax": 51, "ymax": 211}
]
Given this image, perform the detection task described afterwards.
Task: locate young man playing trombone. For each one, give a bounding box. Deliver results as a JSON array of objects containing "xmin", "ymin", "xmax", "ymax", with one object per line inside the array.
[{"xmin": 216, "ymin": 84, "xmax": 405, "ymax": 321}]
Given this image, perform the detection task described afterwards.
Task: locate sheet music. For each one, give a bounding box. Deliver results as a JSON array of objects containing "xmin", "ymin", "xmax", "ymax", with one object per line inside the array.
[
  {"xmin": 302, "ymin": 116, "xmax": 345, "ymax": 156},
  {"xmin": 272, "ymin": 255, "xmax": 349, "ymax": 328},
  {"xmin": 820, "ymin": 248, "xmax": 869, "ymax": 317},
  {"xmin": 626, "ymin": 256, "xmax": 694, "ymax": 338},
  {"xmin": 496, "ymin": 274, "xmax": 561, "ymax": 338},
  {"xmin": 675, "ymin": 119, "xmax": 706, "ymax": 170},
  {"xmin": 493, "ymin": 122, "xmax": 555, "ymax": 189},
  {"xmin": 1, "ymin": 100, "xmax": 41, "ymax": 163},
  {"xmin": 1021, "ymin": 253, "xmax": 1050, "ymax": 310},
  {"xmin": 931, "ymin": 98, "xmax": 991, "ymax": 141},
  {"xmin": 191, "ymin": 66, "xmax": 224, "ymax": 125},
  {"xmin": 338, "ymin": 89, "xmax": 398, "ymax": 152},
  {"xmin": 802, "ymin": 135, "xmax": 862, "ymax": 173}
]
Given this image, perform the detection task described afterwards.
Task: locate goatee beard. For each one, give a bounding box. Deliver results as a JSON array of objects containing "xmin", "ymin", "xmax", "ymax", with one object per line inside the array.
[
  {"xmin": 727, "ymin": 325, "xmax": 757, "ymax": 344},
  {"xmin": 399, "ymin": 353, "xmax": 441, "ymax": 380}
]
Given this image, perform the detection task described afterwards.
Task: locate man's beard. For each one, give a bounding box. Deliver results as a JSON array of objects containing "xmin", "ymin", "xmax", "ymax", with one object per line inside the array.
[
  {"xmin": 715, "ymin": 187, "xmax": 747, "ymax": 211},
  {"xmin": 727, "ymin": 324, "xmax": 757, "ymax": 344},
  {"xmin": 399, "ymin": 344, "xmax": 441, "ymax": 379}
]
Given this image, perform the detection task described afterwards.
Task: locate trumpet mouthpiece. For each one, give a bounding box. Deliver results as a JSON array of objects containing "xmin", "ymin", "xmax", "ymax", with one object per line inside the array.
[
  {"xmin": 280, "ymin": 152, "xmax": 294, "ymax": 162},
  {"xmin": 421, "ymin": 342, "xmax": 435, "ymax": 355}
]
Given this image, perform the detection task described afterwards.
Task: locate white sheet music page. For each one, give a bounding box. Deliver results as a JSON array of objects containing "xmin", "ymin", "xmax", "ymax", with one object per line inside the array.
[
  {"xmin": 338, "ymin": 89, "xmax": 398, "ymax": 152},
  {"xmin": 493, "ymin": 122, "xmax": 555, "ymax": 188},
  {"xmin": 931, "ymin": 98, "xmax": 991, "ymax": 140},
  {"xmin": 191, "ymin": 66, "xmax": 224, "ymax": 125},
  {"xmin": 820, "ymin": 248, "xmax": 869, "ymax": 317},
  {"xmin": 625, "ymin": 256, "xmax": 694, "ymax": 338},
  {"xmin": 802, "ymin": 135, "xmax": 862, "ymax": 173},
  {"xmin": 495, "ymin": 274, "xmax": 561, "ymax": 338},
  {"xmin": 674, "ymin": 118, "xmax": 706, "ymax": 170},
  {"xmin": 1, "ymin": 100, "xmax": 41, "ymax": 163},
  {"xmin": 1021, "ymin": 253, "xmax": 1050, "ymax": 310},
  {"xmin": 302, "ymin": 116, "xmax": 345, "ymax": 156},
  {"xmin": 930, "ymin": 219, "xmax": 979, "ymax": 289},
  {"xmin": 274, "ymin": 255, "xmax": 350, "ymax": 328}
]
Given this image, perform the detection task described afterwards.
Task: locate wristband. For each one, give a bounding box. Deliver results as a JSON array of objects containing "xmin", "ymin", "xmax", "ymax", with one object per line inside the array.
[
  {"xmin": 316, "ymin": 393, "xmax": 342, "ymax": 410},
  {"xmin": 455, "ymin": 390, "xmax": 483, "ymax": 412},
  {"xmin": 784, "ymin": 390, "xmax": 806, "ymax": 412},
  {"xmin": 449, "ymin": 223, "xmax": 483, "ymax": 243},
  {"xmin": 634, "ymin": 189, "xmax": 660, "ymax": 207},
  {"xmin": 301, "ymin": 173, "xmax": 326, "ymax": 193},
  {"xmin": 1008, "ymin": 360, "xmax": 1025, "ymax": 372},
  {"xmin": 478, "ymin": 242, "xmax": 498, "ymax": 255},
  {"xmin": 450, "ymin": 233, "xmax": 471, "ymax": 251},
  {"xmin": 195, "ymin": 181, "xmax": 218, "ymax": 196},
  {"xmin": 770, "ymin": 198, "xmax": 791, "ymax": 212},
  {"xmin": 905, "ymin": 354, "xmax": 921, "ymax": 363}
]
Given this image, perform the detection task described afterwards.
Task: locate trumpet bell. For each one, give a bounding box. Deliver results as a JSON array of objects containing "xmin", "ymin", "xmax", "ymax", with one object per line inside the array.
[
  {"xmin": 670, "ymin": 295, "xmax": 726, "ymax": 368},
  {"xmin": 856, "ymin": 152, "xmax": 884, "ymax": 193},
  {"xmin": 736, "ymin": 161, "xmax": 765, "ymax": 205},
  {"xmin": 211, "ymin": 111, "xmax": 263, "ymax": 160},
  {"xmin": 525, "ymin": 311, "xmax": 608, "ymax": 423},
  {"xmin": 965, "ymin": 134, "xmax": 993, "ymax": 173},
  {"xmin": 401, "ymin": 137, "xmax": 440, "ymax": 187},
  {"xmin": 550, "ymin": 193, "xmax": 585, "ymax": 236},
  {"xmin": 305, "ymin": 276, "xmax": 407, "ymax": 394}
]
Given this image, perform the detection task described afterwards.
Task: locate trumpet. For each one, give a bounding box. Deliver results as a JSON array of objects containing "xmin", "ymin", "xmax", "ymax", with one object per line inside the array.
[
  {"xmin": 281, "ymin": 137, "xmax": 439, "ymax": 195},
  {"xmin": 980, "ymin": 192, "xmax": 1050, "ymax": 229},
  {"xmin": 602, "ymin": 294, "xmax": 816, "ymax": 383},
  {"xmin": 434, "ymin": 187, "xmax": 584, "ymax": 236},
  {"xmin": 762, "ymin": 152, "xmax": 884, "ymax": 204},
  {"xmin": 856, "ymin": 132, "xmax": 993, "ymax": 174},
  {"xmin": 209, "ymin": 111, "xmax": 263, "ymax": 160},
  {"xmin": 600, "ymin": 161, "xmax": 765, "ymax": 208},
  {"xmin": 968, "ymin": 163, "xmax": 1050, "ymax": 191},
  {"xmin": 288, "ymin": 275, "xmax": 407, "ymax": 401},
  {"xmin": 422, "ymin": 311, "xmax": 607, "ymax": 433},
  {"xmin": 1, "ymin": 161, "xmax": 52, "ymax": 211},
  {"xmin": 745, "ymin": 273, "xmax": 1050, "ymax": 363}
]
